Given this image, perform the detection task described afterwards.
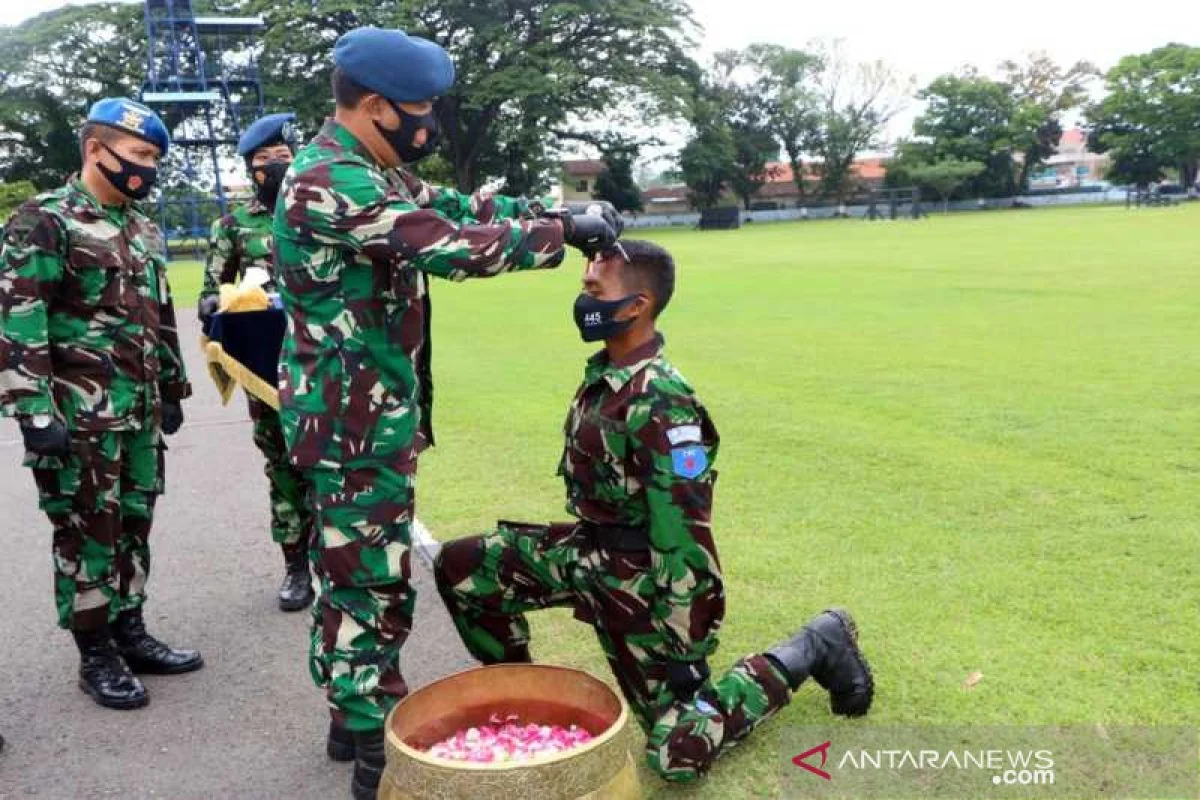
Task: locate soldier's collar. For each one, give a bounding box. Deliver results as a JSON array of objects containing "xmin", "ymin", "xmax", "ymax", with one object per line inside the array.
[
  {"xmin": 68, "ymin": 176, "xmax": 116, "ymax": 220},
  {"xmin": 585, "ymin": 333, "xmax": 665, "ymax": 391},
  {"xmin": 322, "ymin": 118, "xmax": 378, "ymax": 165}
]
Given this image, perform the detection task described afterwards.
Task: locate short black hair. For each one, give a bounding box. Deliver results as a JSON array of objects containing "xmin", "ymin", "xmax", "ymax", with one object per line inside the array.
[
  {"xmin": 331, "ymin": 66, "xmax": 373, "ymax": 109},
  {"xmin": 78, "ymin": 122, "xmax": 123, "ymax": 160},
  {"xmin": 616, "ymin": 239, "xmax": 675, "ymax": 318}
]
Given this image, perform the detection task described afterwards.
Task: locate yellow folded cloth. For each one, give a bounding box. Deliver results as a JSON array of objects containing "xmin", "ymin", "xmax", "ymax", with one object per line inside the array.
[{"xmin": 219, "ymin": 282, "xmax": 271, "ymax": 313}]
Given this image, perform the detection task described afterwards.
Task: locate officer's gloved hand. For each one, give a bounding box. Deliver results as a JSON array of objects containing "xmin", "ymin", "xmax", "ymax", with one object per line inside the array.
[
  {"xmin": 197, "ymin": 295, "xmax": 219, "ymax": 327},
  {"xmin": 563, "ymin": 201, "xmax": 625, "ymax": 238},
  {"xmin": 560, "ymin": 213, "xmax": 617, "ymax": 259},
  {"xmin": 161, "ymin": 401, "xmax": 184, "ymax": 436},
  {"xmin": 665, "ymin": 658, "xmax": 711, "ymax": 700},
  {"xmin": 19, "ymin": 416, "xmax": 71, "ymax": 457}
]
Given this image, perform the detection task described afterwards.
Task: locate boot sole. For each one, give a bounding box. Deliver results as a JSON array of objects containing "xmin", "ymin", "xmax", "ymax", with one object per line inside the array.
[
  {"xmin": 122, "ymin": 654, "xmax": 205, "ymax": 676},
  {"xmin": 821, "ymin": 607, "xmax": 875, "ymax": 718},
  {"xmin": 351, "ymin": 774, "xmax": 382, "ymax": 800},
  {"xmin": 78, "ymin": 679, "xmax": 149, "ymax": 710}
]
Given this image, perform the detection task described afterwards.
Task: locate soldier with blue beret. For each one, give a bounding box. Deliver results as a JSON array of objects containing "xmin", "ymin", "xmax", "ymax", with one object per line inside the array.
[
  {"xmin": 273, "ymin": 26, "xmax": 623, "ymax": 800},
  {"xmin": 0, "ymin": 97, "xmax": 201, "ymax": 711},
  {"xmin": 200, "ymin": 111, "xmax": 314, "ymax": 614}
]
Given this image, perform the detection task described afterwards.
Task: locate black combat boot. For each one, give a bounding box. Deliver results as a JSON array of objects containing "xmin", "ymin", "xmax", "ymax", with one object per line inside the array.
[
  {"xmin": 327, "ymin": 720, "xmax": 355, "ymax": 762},
  {"xmin": 278, "ymin": 546, "xmax": 315, "ymax": 612},
  {"xmin": 113, "ymin": 608, "xmax": 204, "ymax": 675},
  {"xmin": 765, "ymin": 608, "xmax": 874, "ymax": 717},
  {"xmin": 72, "ymin": 627, "xmax": 149, "ymax": 710},
  {"xmin": 350, "ymin": 729, "xmax": 387, "ymax": 800}
]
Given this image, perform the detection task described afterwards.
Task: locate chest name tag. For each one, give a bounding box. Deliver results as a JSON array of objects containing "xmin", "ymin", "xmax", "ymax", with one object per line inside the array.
[
  {"xmin": 666, "ymin": 424, "xmax": 702, "ymax": 446},
  {"xmin": 671, "ymin": 445, "xmax": 708, "ymax": 479}
]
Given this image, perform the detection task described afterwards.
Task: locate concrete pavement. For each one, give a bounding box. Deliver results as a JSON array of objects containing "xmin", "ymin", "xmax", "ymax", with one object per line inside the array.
[{"xmin": 0, "ymin": 316, "xmax": 474, "ymax": 799}]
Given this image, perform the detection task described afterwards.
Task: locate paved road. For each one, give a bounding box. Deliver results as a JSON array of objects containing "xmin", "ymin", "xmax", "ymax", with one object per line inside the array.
[{"xmin": 0, "ymin": 316, "xmax": 474, "ymax": 799}]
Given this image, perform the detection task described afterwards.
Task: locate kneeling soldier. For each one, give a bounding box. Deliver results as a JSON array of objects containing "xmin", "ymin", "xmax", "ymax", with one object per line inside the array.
[{"xmin": 435, "ymin": 240, "xmax": 874, "ymax": 782}]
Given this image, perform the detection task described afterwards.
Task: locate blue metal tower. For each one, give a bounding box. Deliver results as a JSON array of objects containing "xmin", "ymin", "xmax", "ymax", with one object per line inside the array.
[{"xmin": 139, "ymin": 0, "xmax": 266, "ymax": 251}]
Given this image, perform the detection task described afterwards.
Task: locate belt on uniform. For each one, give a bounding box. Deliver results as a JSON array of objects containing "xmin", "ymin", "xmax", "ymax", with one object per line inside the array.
[{"xmin": 580, "ymin": 521, "xmax": 650, "ymax": 551}]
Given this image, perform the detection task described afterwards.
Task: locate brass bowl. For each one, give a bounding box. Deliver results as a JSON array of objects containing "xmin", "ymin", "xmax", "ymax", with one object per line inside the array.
[{"xmin": 381, "ymin": 664, "xmax": 641, "ymax": 800}]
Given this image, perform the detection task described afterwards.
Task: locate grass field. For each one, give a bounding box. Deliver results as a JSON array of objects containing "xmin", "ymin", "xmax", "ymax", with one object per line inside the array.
[{"xmin": 172, "ymin": 205, "xmax": 1200, "ymax": 797}]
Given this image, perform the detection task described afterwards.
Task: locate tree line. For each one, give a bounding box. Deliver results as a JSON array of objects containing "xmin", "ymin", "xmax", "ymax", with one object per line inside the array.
[{"xmin": 2, "ymin": 1, "xmax": 1198, "ymax": 212}]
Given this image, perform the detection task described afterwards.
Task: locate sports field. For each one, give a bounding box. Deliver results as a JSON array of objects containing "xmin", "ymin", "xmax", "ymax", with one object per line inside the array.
[{"xmin": 172, "ymin": 204, "xmax": 1200, "ymax": 797}]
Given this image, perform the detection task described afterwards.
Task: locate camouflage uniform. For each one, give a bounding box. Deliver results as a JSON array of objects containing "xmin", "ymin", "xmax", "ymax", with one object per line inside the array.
[
  {"xmin": 274, "ymin": 119, "xmax": 565, "ymax": 732},
  {"xmin": 0, "ymin": 178, "xmax": 191, "ymax": 631},
  {"xmin": 203, "ymin": 200, "xmax": 310, "ymax": 562},
  {"xmin": 435, "ymin": 334, "xmax": 793, "ymax": 781}
]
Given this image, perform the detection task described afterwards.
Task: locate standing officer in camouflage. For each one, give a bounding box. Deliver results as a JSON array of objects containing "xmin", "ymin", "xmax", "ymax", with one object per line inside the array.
[
  {"xmin": 435, "ymin": 240, "xmax": 875, "ymax": 782},
  {"xmin": 274, "ymin": 26, "xmax": 619, "ymax": 799},
  {"xmin": 0, "ymin": 98, "xmax": 203, "ymax": 711},
  {"xmin": 200, "ymin": 111, "xmax": 314, "ymax": 612}
]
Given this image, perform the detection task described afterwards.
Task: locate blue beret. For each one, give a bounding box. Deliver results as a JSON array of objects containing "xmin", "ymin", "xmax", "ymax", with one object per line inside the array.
[
  {"xmin": 238, "ymin": 112, "xmax": 297, "ymax": 157},
  {"xmin": 87, "ymin": 98, "xmax": 170, "ymax": 155},
  {"xmin": 333, "ymin": 27, "xmax": 455, "ymax": 103}
]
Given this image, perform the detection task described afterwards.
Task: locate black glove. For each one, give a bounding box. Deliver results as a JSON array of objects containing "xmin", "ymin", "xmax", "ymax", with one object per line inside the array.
[
  {"xmin": 561, "ymin": 213, "xmax": 617, "ymax": 259},
  {"xmin": 665, "ymin": 658, "xmax": 711, "ymax": 699},
  {"xmin": 20, "ymin": 417, "xmax": 71, "ymax": 457},
  {"xmin": 564, "ymin": 201, "xmax": 625, "ymax": 238},
  {"xmin": 198, "ymin": 295, "xmax": 219, "ymax": 326},
  {"xmin": 161, "ymin": 401, "xmax": 184, "ymax": 435}
]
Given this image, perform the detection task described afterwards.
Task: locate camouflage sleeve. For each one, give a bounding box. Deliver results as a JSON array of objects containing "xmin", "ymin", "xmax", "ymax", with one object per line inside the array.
[
  {"xmin": 398, "ymin": 170, "xmax": 543, "ymax": 224},
  {"xmin": 153, "ymin": 255, "xmax": 192, "ymax": 402},
  {"xmin": 627, "ymin": 389, "xmax": 725, "ymax": 661},
  {"xmin": 0, "ymin": 205, "xmax": 65, "ymax": 419},
  {"xmin": 290, "ymin": 160, "xmax": 565, "ymax": 281},
  {"xmin": 201, "ymin": 215, "xmax": 238, "ymax": 301}
]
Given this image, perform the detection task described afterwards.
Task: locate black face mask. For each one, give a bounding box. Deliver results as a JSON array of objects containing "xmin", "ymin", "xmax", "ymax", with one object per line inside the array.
[
  {"xmin": 573, "ymin": 293, "xmax": 640, "ymax": 342},
  {"xmin": 251, "ymin": 160, "xmax": 290, "ymax": 208},
  {"xmin": 374, "ymin": 100, "xmax": 440, "ymax": 164},
  {"xmin": 98, "ymin": 142, "xmax": 158, "ymax": 201}
]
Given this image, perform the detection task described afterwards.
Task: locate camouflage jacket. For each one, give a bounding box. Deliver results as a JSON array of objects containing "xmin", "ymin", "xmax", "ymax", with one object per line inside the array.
[
  {"xmin": 0, "ymin": 178, "xmax": 191, "ymax": 431},
  {"xmin": 275, "ymin": 119, "xmax": 565, "ymax": 469},
  {"xmin": 560, "ymin": 334, "xmax": 724, "ymax": 661},
  {"xmin": 201, "ymin": 198, "xmax": 275, "ymax": 301}
]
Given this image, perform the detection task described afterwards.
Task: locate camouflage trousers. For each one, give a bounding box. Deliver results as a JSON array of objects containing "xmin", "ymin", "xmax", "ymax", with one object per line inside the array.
[
  {"xmin": 27, "ymin": 426, "xmax": 164, "ymax": 631},
  {"xmin": 303, "ymin": 463, "xmax": 416, "ymax": 732},
  {"xmin": 247, "ymin": 397, "xmax": 310, "ymax": 559},
  {"xmin": 434, "ymin": 522, "xmax": 793, "ymax": 782}
]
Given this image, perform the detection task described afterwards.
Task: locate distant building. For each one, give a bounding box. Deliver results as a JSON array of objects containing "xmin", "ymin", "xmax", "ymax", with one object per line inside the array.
[
  {"xmin": 640, "ymin": 184, "xmax": 690, "ymax": 215},
  {"xmin": 560, "ymin": 159, "xmax": 606, "ymax": 202},
  {"xmin": 1027, "ymin": 128, "xmax": 1111, "ymax": 189}
]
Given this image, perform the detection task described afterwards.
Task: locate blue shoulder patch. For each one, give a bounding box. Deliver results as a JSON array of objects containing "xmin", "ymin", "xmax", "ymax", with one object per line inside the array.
[{"xmin": 671, "ymin": 445, "xmax": 708, "ymax": 479}]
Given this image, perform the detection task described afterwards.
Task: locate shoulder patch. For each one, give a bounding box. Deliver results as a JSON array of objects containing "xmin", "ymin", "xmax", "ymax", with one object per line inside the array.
[
  {"xmin": 666, "ymin": 424, "xmax": 702, "ymax": 446},
  {"xmin": 671, "ymin": 445, "xmax": 708, "ymax": 479}
]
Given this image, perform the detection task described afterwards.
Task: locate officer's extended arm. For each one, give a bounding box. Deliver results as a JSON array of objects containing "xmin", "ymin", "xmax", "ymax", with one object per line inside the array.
[
  {"xmin": 0, "ymin": 207, "xmax": 65, "ymax": 420},
  {"xmin": 630, "ymin": 399, "xmax": 726, "ymax": 663},
  {"xmin": 291, "ymin": 168, "xmax": 566, "ymax": 280},
  {"xmin": 399, "ymin": 171, "xmax": 549, "ymax": 224}
]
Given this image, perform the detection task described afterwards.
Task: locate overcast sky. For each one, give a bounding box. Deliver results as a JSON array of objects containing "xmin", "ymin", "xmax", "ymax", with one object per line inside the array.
[{"xmin": 5, "ymin": 0, "xmax": 1198, "ymax": 163}]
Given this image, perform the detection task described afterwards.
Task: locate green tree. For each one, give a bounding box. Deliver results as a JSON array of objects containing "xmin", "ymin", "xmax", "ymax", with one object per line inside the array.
[
  {"xmin": 1000, "ymin": 53, "xmax": 1097, "ymax": 191},
  {"xmin": 808, "ymin": 44, "xmax": 909, "ymax": 202},
  {"xmin": 744, "ymin": 44, "xmax": 823, "ymax": 201},
  {"xmin": 905, "ymin": 159, "xmax": 985, "ymax": 211},
  {"xmin": 1087, "ymin": 44, "xmax": 1200, "ymax": 189},
  {"xmin": 246, "ymin": 0, "xmax": 697, "ymax": 192},
  {"xmin": 593, "ymin": 148, "xmax": 644, "ymax": 213},
  {"xmin": 910, "ymin": 70, "xmax": 1020, "ymax": 198},
  {"xmin": 0, "ymin": 3, "xmax": 144, "ymax": 188},
  {"xmin": 701, "ymin": 50, "xmax": 778, "ymax": 210},
  {"xmin": 679, "ymin": 105, "xmax": 736, "ymax": 210}
]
